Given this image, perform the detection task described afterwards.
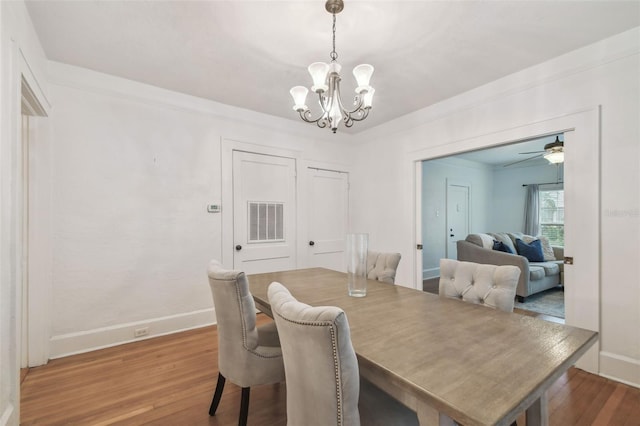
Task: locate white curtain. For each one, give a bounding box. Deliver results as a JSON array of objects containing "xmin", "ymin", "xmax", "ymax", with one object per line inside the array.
[{"xmin": 524, "ymin": 184, "xmax": 540, "ymax": 236}]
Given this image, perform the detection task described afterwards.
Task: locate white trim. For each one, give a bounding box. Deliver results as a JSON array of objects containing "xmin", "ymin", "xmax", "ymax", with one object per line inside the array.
[
  {"xmin": 423, "ymin": 267, "xmax": 440, "ymax": 281},
  {"xmin": 410, "ymin": 107, "xmax": 601, "ymax": 374},
  {"xmin": 47, "ymin": 61, "xmax": 344, "ymax": 143},
  {"xmin": 49, "ymin": 308, "xmax": 216, "ymax": 359},
  {"xmin": 413, "ymin": 161, "xmax": 422, "ymax": 289},
  {"xmin": 19, "ymin": 53, "xmax": 51, "ymax": 369},
  {"xmin": 19, "ymin": 52, "xmax": 50, "ymax": 114},
  {"xmin": 599, "ymin": 352, "xmax": 640, "ymax": 389},
  {"xmin": 0, "ymin": 404, "xmax": 15, "ymax": 426},
  {"xmin": 356, "ymin": 28, "xmax": 639, "ymax": 143}
]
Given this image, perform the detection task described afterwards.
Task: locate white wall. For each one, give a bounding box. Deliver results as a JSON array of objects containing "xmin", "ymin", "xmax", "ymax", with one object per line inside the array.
[
  {"xmin": 45, "ymin": 62, "xmax": 355, "ymax": 357},
  {"xmin": 421, "ymin": 157, "xmax": 493, "ymax": 278},
  {"xmin": 489, "ymin": 162, "xmax": 563, "ymax": 232},
  {"xmin": 352, "ymin": 28, "xmax": 640, "ymax": 387}
]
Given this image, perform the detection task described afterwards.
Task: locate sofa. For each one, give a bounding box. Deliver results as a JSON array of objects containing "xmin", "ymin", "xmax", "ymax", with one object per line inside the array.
[{"xmin": 456, "ymin": 232, "xmax": 564, "ymax": 301}]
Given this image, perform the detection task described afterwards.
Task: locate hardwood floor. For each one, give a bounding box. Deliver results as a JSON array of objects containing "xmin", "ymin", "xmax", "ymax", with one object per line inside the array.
[{"xmin": 21, "ymin": 315, "xmax": 639, "ymax": 425}]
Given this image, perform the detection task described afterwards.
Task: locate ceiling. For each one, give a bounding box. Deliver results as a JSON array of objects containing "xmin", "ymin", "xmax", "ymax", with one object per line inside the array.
[
  {"xmin": 25, "ymin": 1, "xmax": 640, "ymax": 134},
  {"xmin": 455, "ymin": 134, "xmax": 561, "ymax": 167}
]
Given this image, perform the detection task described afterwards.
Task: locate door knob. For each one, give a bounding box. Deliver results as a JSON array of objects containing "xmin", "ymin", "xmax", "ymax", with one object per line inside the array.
[
  {"xmin": 235, "ymin": 245, "xmax": 242, "ymax": 251},
  {"xmin": 450, "ymin": 234, "xmax": 455, "ymax": 237},
  {"xmin": 309, "ymin": 241, "xmax": 315, "ymax": 246}
]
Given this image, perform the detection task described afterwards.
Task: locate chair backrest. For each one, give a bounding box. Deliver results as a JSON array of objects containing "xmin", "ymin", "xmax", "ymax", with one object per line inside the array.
[
  {"xmin": 438, "ymin": 258, "xmax": 520, "ymax": 312},
  {"xmin": 367, "ymin": 251, "xmax": 401, "ymax": 284},
  {"xmin": 207, "ymin": 260, "xmax": 282, "ymax": 386},
  {"xmin": 268, "ymin": 282, "xmax": 360, "ymax": 426}
]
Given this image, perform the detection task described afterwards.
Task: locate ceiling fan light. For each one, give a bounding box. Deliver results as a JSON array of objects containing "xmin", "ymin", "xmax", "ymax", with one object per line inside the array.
[
  {"xmin": 308, "ymin": 62, "xmax": 330, "ymax": 93},
  {"xmin": 544, "ymin": 151, "xmax": 564, "ymax": 164}
]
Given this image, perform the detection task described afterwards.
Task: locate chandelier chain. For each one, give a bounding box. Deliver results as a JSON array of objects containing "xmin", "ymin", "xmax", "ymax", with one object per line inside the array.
[{"xmin": 330, "ymin": 13, "xmax": 338, "ymax": 62}]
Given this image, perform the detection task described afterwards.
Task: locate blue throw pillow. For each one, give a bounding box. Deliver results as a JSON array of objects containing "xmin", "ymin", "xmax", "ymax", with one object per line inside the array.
[
  {"xmin": 493, "ymin": 240, "xmax": 513, "ymax": 254},
  {"xmin": 515, "ymin": 238, "xmax": 544, "ymax": 262}
]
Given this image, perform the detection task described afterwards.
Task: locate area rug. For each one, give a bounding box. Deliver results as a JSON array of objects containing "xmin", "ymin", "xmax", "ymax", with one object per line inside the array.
[{"xmin": 515, "ymin": 286, "xmax": 564, "ymax": 318}]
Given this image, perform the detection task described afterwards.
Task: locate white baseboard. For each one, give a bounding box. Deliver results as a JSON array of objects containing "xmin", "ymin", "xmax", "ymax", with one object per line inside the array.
[
  {"xmin": 49, "ymin": 308, "xmax": 216, "ymax": 359},
  {"xmin": 423, "ymin": 267, "xmax": 440, "ymax": 280},
  {"xmin": 600, "ymin": 351, "xmax": 640, "ymax": 388},
  {"xmin": 0, "ymin": 403, "xmax": 15, "ymax": 426}
]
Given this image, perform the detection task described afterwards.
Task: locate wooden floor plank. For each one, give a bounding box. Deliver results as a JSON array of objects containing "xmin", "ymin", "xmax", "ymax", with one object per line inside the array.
[
  {"xmin": 21, "ymin": 314, "xmax": 639, "ymax": 425},
  {"xmin": 591, "ymin": 383, "xmax": 628, "ymax": 426}
]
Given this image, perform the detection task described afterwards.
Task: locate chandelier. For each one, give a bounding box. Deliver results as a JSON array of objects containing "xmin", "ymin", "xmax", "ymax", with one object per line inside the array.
[{"xmin": 289, "ymin": 0, "xmax": 374, "ymax": 133}]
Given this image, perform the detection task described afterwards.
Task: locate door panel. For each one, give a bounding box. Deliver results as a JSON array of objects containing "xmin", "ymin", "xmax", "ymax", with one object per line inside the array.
[
  {"xmin": 446, "ymin": 183, "xmax": 469, "ymax": 259},
  {"xmin": 233, "ymin": 151, "xmax": 296, "ymax": 274},
  {"xmin": 307, "ymin": 168, "xmax": 349, "ymax": 271}
]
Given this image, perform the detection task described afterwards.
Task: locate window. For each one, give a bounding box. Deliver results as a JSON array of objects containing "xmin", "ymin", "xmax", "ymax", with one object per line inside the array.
[{"xmin": 539, "ymin": 189, "xmax": 564, "ymax": 246}]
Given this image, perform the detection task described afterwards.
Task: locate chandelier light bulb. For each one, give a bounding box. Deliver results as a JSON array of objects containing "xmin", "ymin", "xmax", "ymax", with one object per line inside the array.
[
  {"xmin": 363, "ymin": 87, "xmax": 375, "ymax": 108},
  {"xmin": 290, "ymin": 86, "xmax": 309, "ymax": 111},
  {"xmin": 353, "ymin": 64, "xmax": 374, "ymax": 93},
  {"xmin": 308, "ymin": 62, "xmax": 330, "ymax": 93}
]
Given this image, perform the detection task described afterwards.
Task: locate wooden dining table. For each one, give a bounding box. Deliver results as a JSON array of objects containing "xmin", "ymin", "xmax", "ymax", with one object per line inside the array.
[{"xmin": 248, "ymin": 268, "xmax": 598, "ymax": 426}]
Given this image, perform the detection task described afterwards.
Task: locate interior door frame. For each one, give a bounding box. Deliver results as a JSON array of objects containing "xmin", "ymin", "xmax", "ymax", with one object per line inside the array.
[
  {"xmin": 411, "ymin": 107, "xmax": 600, "ymax": 373},
  {"xmin": 220, "ymin": 138, "xmax": 301, "ymax": 270},
  {"xmin": 20, "ymin": 59, "xmax": 51, "ymax": 369}
]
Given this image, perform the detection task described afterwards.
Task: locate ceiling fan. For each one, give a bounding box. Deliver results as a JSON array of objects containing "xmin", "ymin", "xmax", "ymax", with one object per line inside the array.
[{"xmin": 503, "ymin": 136, "xmax": 564, "ymax": 167}]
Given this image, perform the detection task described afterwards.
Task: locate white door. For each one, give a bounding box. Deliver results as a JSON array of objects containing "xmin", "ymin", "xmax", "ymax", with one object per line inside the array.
[
  {"xmin": 306, "ymin": 168, "xmax": 349, "ymax": 271},
  {"xmin": 446, "ymin": 183, "xmax": 470, "ymax": 259},
  {"xmin": 233, "ymin": 151, "xmax": 297, "ymax": 274}
]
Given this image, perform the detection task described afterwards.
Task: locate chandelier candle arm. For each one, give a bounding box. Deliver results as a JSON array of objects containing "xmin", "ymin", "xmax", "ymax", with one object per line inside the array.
[{"xmin": 289, "ymin": 0, "xmax": 375, "ymax": 133}]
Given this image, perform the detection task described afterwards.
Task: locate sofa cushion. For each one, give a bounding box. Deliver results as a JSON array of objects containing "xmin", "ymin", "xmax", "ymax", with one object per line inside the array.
[
  {"xmin": 516, "ymin": 238, "xmax": 545, "ymax": 262},
  {"xmin": 529, "ymin": 266, "xmax": 546, "ymax": 281},
  {"xmin": 466, "ymin": 233, "xmax": 494, "ymax": 249},
  {"xmin": 488, "ymin": 232, "xmax": 517, "ymax": 254},
  {"xmin": 492, "ymin": 240, "xmax": 513, "ymax": 253},
  {"xmin": 508, "ymin": 232, "xmax": 527, "ymax": 247},
  {"xmin": 530, "ymin": 261, "xmax": 560, "ymax": 276}
]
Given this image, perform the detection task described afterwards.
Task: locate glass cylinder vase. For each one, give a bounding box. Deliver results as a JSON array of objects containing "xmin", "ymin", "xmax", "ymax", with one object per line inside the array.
[{"xmin": 346, "ymin": 233, "xmax": 368, "ymax": 297}]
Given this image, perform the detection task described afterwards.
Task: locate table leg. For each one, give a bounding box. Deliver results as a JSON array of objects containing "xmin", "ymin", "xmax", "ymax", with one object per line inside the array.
[
  {"xmin": 525, "ymin": 391, "xmax": 549, "ymax": 426},
  {"xmin": 416, "ymin": 401, "xmax": 457, "ymax": 426}
]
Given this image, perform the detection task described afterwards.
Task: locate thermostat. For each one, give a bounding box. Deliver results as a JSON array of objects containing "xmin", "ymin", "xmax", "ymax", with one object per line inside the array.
[{"xmin": 207, "ymin": 204, "xmax": 221, "ymax": 213}]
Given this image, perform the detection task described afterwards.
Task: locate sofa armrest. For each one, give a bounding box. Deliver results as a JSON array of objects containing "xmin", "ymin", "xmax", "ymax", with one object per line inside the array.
[{"xmin": 457, "ymin": 240, "xmax": 528, "ymax": 269}]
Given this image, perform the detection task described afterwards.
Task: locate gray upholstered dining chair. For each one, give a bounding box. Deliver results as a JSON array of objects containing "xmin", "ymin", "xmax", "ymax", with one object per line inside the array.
[
  {"xmin": 439, "ymin": 258, "xmax": 521, "ymax": 313},
  {"xmin": 268, "ymin": 282, "xmax": 419, "ymax": 426},
  {"xmin": 206, "ymin": 260, "xmax": 285, "ymax": 426},
  {"xmin": 367, "ymin": 251, "xmax": 401, "ymax": 284}
]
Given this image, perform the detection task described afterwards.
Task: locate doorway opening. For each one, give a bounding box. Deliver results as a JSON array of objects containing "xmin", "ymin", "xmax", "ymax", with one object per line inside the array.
[{"xmin": 419, "ymin": 134, "xmax": 566, "ymax": 320}]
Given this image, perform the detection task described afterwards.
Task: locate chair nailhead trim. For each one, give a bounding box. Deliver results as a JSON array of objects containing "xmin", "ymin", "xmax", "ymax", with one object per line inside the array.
[{"xmin": 275, "ymin": 312, "xmax": 345, "ymax": 425}]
